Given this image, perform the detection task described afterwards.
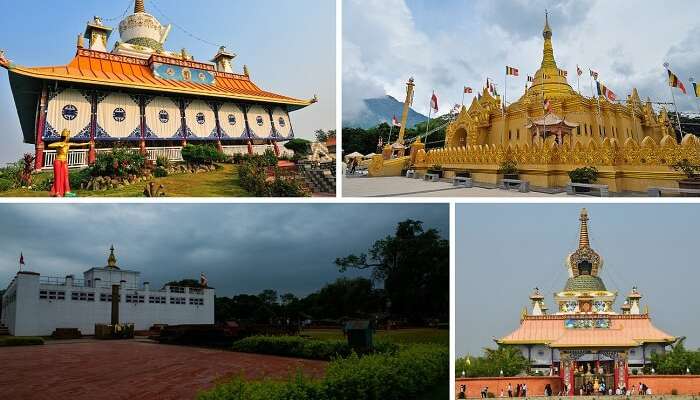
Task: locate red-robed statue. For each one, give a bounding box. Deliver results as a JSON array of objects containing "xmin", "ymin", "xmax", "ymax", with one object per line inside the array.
[{"xmin": 48, "ymin": 129, "xmax": 90, "ymax": 197}]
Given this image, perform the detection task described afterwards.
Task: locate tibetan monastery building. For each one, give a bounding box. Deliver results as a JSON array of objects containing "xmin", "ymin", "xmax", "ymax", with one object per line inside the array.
[
  {"xmin": 408, "ymin": 14, "xmax": 700, "ymax": 192},
  {"xmin": 0, "ymin": 0, "xmax": 316, "ymax": 171},
  {"xmin": 498, "ymin": 209, "xmax": 677, "ymax": 394}
]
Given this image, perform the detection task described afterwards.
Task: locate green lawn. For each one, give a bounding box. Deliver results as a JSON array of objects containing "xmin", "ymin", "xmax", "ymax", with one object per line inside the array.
[
  {"xmin": 302, "ymin": 328, "xmax": 449, "ymax": 346},
  {"xmin": 0, "ymin": 164, "xmax": 251, "ymax": 197}
]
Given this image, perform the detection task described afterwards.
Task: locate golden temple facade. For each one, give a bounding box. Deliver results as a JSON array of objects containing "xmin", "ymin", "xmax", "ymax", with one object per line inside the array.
[{"xmin": 408, "ymin": 14, "xmax": 700, "ymax": 192}]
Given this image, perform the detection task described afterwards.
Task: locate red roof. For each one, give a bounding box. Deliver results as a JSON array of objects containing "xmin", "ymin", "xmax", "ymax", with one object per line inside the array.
[
  {"xmin": 2, "ymin": 49, "xmax": 314, "ymax": 109},
  {"xmin": 499, "ymin": 315, "xmax": 675, "ymax": 348}
]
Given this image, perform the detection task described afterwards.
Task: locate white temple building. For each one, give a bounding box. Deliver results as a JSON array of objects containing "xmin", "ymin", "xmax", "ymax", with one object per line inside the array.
[{"xmin": 1, "ymin": 246, "xmax": 214, "ymax": 336}]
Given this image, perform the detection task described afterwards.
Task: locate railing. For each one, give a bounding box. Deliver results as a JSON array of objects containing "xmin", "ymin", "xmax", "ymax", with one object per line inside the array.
[{"xmin": 43, "ymin": 147, "xmax": 184, "ymax": 170}]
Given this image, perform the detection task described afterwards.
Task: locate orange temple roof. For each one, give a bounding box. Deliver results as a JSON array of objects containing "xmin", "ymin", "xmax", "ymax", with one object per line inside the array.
[
  {"xmin": 2, "ymin": 49, "xmax": 314, "ymax": 110},
  {"xmin": 498, "ymin": 315, "xmax": 676, "ymax": 348}
]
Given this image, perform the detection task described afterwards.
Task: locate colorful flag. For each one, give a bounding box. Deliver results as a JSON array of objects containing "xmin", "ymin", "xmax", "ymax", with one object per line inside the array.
[
  {"xmin": 430, "ymin": 92, "xmax": 439, "ymax": 113},
  {"xmin": 590, "ymin": 69, "xmax": 599, "ymax": 80},
  {"xmin": 577, "ymin": 65, "xmax": 583, "ymax": 76},
  {"xmin": 527, "ymin": 75, "xmax": 534, "ymax": 83},
  {"xmin": 694, "ymin": 82, "xmax": 700, "ymax": 98},
  {"xmin": 200, "ymin": 272, "xmax": 208, "ymax": 287},
  {"xmin": 391, "ymin": 115, "xmax": 400, "ymax": 127},
  {"xmin": 667, "ymin": 69, "xmax": 687, "ymax": 94},
  {"xmin": 464, "ymin": 86, "xmax": 473, "ymax": 94},
  {"xmin": 506, "ymin": 66, "xmax": 519, "ymax": 76},
  {"xmin": 596, "ymin": 81, "xmax": 617, "ymax": 101},
  {"xmin": 544, "ymin": 98, "xmax": 552, "ymax": 113}
]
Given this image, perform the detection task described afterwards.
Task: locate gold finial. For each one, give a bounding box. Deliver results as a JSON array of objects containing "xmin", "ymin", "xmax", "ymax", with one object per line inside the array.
[
  {"xmin": 135, "ymin": 0, "xmax": 145, "ymax": 13},
  {"xmin": 107, "ymin": 245, "xmax": 117, "ymax": 268},
  {"xmin": 243, "ymin": 64, "xmax": 250, "ymax": 76},
  {"xmin": 579, "ymin": 208, "xmax": 590, "ymax": 248},
  {"xmin": 541, "ymin": 10, "xmax": 557, "ymax": 70},
  {"xmin": 77, "ymin": 34, "xmax": 84, "ymax": 49}
]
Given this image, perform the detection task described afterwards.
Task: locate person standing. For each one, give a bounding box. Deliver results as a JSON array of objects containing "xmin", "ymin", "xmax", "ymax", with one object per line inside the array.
[
  {"xmin": 47, "ymin": 129, "xmax": 90, "ymax": 197},
  {"xmin": 507, "ymin": 383, "xmax": 513, "ymax": 397}
]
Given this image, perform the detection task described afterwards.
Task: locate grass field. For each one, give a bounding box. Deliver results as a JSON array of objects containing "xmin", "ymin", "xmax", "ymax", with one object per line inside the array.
[
  {"xmin": 302, "ymin": 328, "xmax": 449, "ymax": 346},
  {"xmin": 0, "ymin": 164, "xmax": 251, "ymax": 197}
]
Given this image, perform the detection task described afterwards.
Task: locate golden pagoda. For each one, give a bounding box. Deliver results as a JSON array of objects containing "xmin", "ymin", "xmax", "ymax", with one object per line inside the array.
[{"xmin": 409, "ymin": 13, "xmax": 700, "ymax": 192}]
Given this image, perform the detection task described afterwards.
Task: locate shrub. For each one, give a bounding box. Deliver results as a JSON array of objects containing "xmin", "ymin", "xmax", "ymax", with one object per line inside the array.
[
  {"xmin": 91, "ymin": 147, "xmax": 146, "ymax": 177},
  {"xmin": 569, "ymin": 166, "xmax": 599, "ymax": 183},
  {"xmin": 181, "ymin": 144, "xmax": 225, "ymax": 165},
  {"xmin": 0, "ymin": 337, "xmax": 44, "ymax": 346},
  {"xmin": 199, "ymin": 344, "xmax": 447, "ymax": 400},
  {"xmin": 156, "ymin": 155, "xmax": 171, "ymax": 169},
  {"xmin": 0, "ymin": 160, "xmax": 23, "ymax": 188},
  {"xmin": 231, "ymin": 336, "xmax": 400, "ymax": 361},
  {"xmin": 498, "ymin": 159, "xmax": 518, "ymax": 175},
  {"xmin": 672, "ymin": 159, "xmax": 700, "ymax": 179},
  {"xmin": 21, "ymin": 153, "xmax": 35, "ymax": 186},
  {"xmin": 31, "ymin": 174, "xmax": 53, "ymax": 192},
  {"xmin": 0, "ymin": 178, "xmax": 13, "ymax": 192},
  {"xmin": 154, "ymin": 167, "xmax": 169, "ymax": 178},
  {"xmin": 237, "ymin": 156, "xmax": 310, "ymax": 197},
  {"xmin": 70, "ymin": 168, "xmax": 93, "ymax": 189}
]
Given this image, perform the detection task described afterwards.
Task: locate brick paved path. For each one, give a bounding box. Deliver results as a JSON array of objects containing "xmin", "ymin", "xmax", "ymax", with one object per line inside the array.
[{"xmin": 0, "ymin": 340, "xmax": 327, "ymax": 400}]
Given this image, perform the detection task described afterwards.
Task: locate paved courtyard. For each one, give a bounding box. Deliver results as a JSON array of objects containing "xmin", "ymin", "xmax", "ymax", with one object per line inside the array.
[
  {"xmin": 343, "ymin": 176, "xmax": 569, "ymax": 197},
  {"xmin": 0, "ymin": 340, "xmax": 327, "ymax": 400}
]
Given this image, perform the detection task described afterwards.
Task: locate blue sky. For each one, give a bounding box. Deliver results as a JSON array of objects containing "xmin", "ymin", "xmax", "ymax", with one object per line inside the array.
[
  {"xmin": 344, "ymin": 0, "xmax": 700, "ymax": 120},
  {"xmin": 0, "ymin": 0, "xmax": 335, "ymax": 164},
  {"xmin": 456, "ymin": 204, "xmax": 700, "ymax": 357}
]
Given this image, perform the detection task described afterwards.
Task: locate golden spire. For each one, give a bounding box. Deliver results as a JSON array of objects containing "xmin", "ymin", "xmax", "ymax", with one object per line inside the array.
[
  {"xmin": 135, "ymin": 0, "xmax": 145, "ymax": 13},
  {"xmin": 541, "ymin": 10, "xmax": 557, "ymax": 70},
  {"xmin": 107, "ymin": 245, "xmax": 117, "ymax": 268},
  {"xmin": 578, "ymin": 208, "xmax": 590, "ymax": 248}
]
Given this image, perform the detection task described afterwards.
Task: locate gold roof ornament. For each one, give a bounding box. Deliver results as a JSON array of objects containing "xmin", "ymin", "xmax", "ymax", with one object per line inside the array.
[
  {"xmin": 541, "ymin": 10, "xmax": 556, "ymax": 70},
  {"xmin": 107, "ymin": 245, "xmax": 118, "ymax": 268},
  {"xmin": 579, "ymin": 208, "xmax": 590, "ymax": 248},
  {"xmin": 134, "ymin": 0, "xmax": 146, "ymax": 14}
]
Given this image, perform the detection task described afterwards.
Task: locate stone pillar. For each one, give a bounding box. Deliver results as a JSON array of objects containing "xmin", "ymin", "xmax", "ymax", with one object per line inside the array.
[
  {"xmin": 139, "ymin": 96, "xmax": 147, "ymax": 155},
  {"xmin": 110, "ymin": 285, "xmax": 120, "ymax": 326},
  {"xmin": 89, "ymin": 92, "xmax": 97, "ymax": 164},
  {"xmin": 34, "ymin": 83, "xmax": 49, "ymax": 171}
]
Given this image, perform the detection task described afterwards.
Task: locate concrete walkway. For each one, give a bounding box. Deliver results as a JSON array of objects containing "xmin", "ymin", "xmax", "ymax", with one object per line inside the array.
[{"xmin": 343, "ymin": 176, "xmax": 569, "ymax": 197}]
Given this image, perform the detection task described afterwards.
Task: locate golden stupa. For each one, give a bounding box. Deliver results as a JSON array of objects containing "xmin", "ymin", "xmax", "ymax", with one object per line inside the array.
[{"xmin": 403, "ymin": 13, "xmax": 700, "ymax": 192}]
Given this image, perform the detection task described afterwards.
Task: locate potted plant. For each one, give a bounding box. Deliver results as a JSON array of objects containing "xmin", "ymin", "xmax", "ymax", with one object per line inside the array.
[
  {"xmin": 498, "ymin": 160, "xmax": 519, "ymax": 180},
  {"xmin": 428, "ymin": 164, "xmax": 443, "ymax": 178},
  {"xmin": 568, "ymin": 166, "xmax": 599, "ymax": 193},
  {"xmin": 672, "ymin": 159, "xmax": 700, "ymax": 195}
]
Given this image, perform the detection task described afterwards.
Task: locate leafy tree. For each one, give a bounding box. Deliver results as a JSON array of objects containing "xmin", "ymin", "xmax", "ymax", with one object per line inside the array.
[
  {"xmin": 315, "ymin": 129, "xmax": 337, "ymax": 142},
  {"xmin": 257, "ymin": 289, "xmax": 278, "ymax": 306},
  {"xmin": 342, "ymin": 115, "xmax": 452, "ymax": 156},
  {"xmin": 456, "ymin": 346, "xmax": 529, "ymax": 377},
  {"xmin": 335, "ymin": 219, "xmax": 449, "ymax": 324},
  {"xmin": 284, "ymin": 138, "xmax": 311, "ymax": 156},
  {"xmin": 646, "ymin": 340, "xmax": 700, "ymax": 375}
]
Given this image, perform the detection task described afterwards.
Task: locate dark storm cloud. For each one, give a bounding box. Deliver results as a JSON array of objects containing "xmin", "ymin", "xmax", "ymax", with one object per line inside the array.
[{"xmin": 0, "ymin": 204, "xmax": 449, "ymax": 298}]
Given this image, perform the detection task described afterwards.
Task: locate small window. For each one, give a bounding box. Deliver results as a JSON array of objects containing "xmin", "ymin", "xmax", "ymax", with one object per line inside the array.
[
  {"xmin": 228, "ymin": 114, "xmax": 236, "ymax": 126},
  {"xmin": 62, "ymin": 104, "xmax": 78, "ymax": 121},
  {"xmin": 196, "ymin": 112, "xmax": 206, "ymax": 125},
  {"xmin": 256, "ymin": 116, "xmax": 264, "ymax": 126},
  {"xmin": 278, "ymin": 117, "xmax": 286, "ymax": 127},
  {"xmin": 39, "ymin": 290, "xmax": 48, "ymax": 299},
  {"xmin": 113, "ymin": 108, "xmax": 126, "ymax": 122},
  {"xmin": 516, "ymin": 129, "xmax": 520, "ymax": 139}
]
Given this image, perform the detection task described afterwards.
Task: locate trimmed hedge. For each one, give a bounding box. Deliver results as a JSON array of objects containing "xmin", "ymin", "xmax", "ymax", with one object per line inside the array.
[
  {"xmin": 231, "ymin": 335, "xmax": 399, "ymax": 361},
  {"xmin": 0, "ymin": 337, "xmax": 44, "ymax": 347},
  {"xmin": 198, "ymin": 344, "xmax": 448, "ymax": 400}
]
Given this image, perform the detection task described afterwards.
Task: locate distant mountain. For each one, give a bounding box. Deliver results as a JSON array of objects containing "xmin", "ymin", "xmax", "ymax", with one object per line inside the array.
[{"xmin": 344, "ymin": 95, "xmax": 428, "ymax": 129}]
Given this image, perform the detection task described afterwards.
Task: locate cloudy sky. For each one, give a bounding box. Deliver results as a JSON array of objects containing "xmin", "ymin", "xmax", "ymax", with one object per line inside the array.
[
  {"xmin": 0, "ymin": 0, "xmax": 335, "ymax": 164},
  {"xmin": 343, "ymin": 0, "xmax": 700, "ymax": 121},
  {"xmin": 0, "ymin": 203, "xmax": 448, "ymax": 298},
  {"xmin": 456, "ymin": 204, "xmax": 700, "ymax": 357}
]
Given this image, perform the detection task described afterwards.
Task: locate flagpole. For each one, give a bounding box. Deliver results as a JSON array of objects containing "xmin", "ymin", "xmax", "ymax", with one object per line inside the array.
[
  {"xmin": 503, "ymin": 69, "xmax": 507, "ymax": 144},
  {"xmin": 461, "ymin": 88, "xmax": 465, "ymax": 108},
  {"xmin": 425, "ymin": 92, "xmax": 433, "ymax": 147},
  {"xmin": 669, "ymin": 84, "xmax": 683, "ymax": 138},
  {"xmin": 388, "ymin": 123, "xmax": 394, "ymax": 145},
  {"xmin": 577, "ymin": 67, "xmax": 581, "ymax": 95}
]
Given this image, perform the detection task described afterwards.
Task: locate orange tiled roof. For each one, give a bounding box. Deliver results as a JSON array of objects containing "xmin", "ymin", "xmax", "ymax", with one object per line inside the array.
[
  {"xmin": 3, "ymin": 49, "xmax": 314, "ymax": 109},
  {"xmin": 498, "ymin": 315, "xmax": 675, "ymax": 348}
]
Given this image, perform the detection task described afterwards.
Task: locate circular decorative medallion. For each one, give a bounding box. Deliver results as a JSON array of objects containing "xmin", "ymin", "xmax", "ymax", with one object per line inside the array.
[
  {"xmin": 182, "ymin": 68, "xmax": 192, "ymax": 81},
  {"xmin": 62, "ymin": 104, "xmax": 78, "ymax": 121},
  {"xmin": 113, "ymin": 108, "xmax": 126, "ymax": 122},
  {"xmin": 196, "ymin": 113, "xmax": 206, "ymax": 125},
  {"xmin": 166, "ymin": 68, "xmax": 175, "ymax": 76},
  {"xmin": 198, "ymin": 72, "xmax": 206, "ymax": 81},
  {"xmin": 256, "ymin": 116, "xmax": 264, "ymax": 126},
  {"xmin": 159, "ymin": 110, "xmax": 169, "ymax": 123},
  {"xmin": 228, "ymin": 114, "xmax": 236, "ymax": 125},
  {"xmin": 278, "ymin": 117, "xmax": 286, "ymax": 127}
]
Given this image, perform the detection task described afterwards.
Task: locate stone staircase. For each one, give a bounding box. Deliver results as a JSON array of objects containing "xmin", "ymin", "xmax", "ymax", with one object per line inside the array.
[
  {"xmin": 0, "ymin": 323, "xmax": 9, "ymax": 336},
  {"xmin": 301, "ymin": 168, "xmax": 336, "ymax": 194}
]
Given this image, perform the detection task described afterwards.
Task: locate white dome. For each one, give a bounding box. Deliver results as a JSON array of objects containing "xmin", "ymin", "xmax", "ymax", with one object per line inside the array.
[{"xmin": 118, "ymin": 12, "xmax": 168, "ymax": 51}]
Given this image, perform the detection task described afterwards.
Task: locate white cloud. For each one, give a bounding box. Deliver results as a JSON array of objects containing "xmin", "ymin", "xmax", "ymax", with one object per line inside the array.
[{"xmin": 343, "ymin": 0, "xmax": 700, "ymax": 120}]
